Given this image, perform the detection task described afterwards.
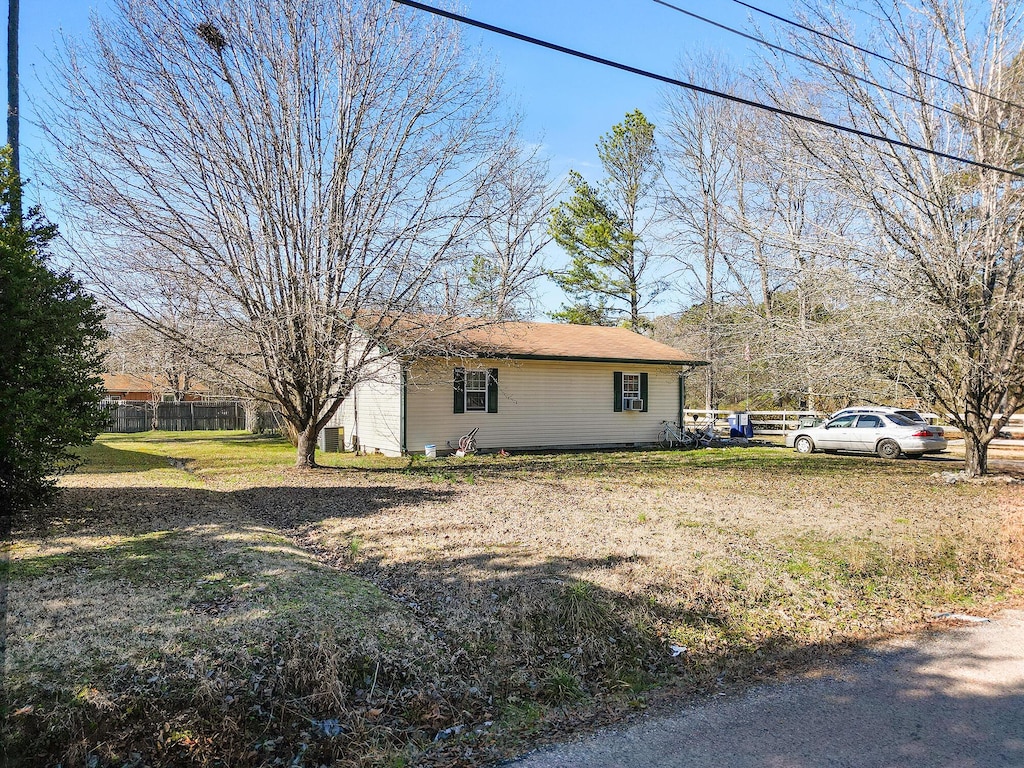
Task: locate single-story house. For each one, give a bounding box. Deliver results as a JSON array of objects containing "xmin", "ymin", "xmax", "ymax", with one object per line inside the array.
[{"xmin": 327, "ymin": 321, "xmax": 707, "ymax": 456}]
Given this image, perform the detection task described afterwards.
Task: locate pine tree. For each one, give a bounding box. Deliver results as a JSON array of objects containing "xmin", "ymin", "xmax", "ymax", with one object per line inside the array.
[{"xmin": 548, "ymin": 110, "xmax": 661, "ymax": 331}]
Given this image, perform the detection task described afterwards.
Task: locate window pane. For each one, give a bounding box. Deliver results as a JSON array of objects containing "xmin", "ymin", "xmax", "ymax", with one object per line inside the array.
[
  {"xmin": 622, "ymin": 374, "xmax": 640, "ymax": 397},
  {"xmin": 465, "ymin": 370, "xmax": 487, "ymax": 411}
]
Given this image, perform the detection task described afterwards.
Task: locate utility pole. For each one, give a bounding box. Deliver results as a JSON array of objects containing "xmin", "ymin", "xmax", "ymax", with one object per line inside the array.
[{"xmin": 7, "ymin": 0, "xmax": 21, "ymax": 221}]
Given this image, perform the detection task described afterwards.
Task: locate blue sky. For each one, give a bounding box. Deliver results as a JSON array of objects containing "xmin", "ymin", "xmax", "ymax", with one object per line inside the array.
[
  {"xmin": 456, "ymin": 0, "xmax": 785, "ymax": 176},
  {"xmin": 15, "ymin": 0, "xmax": 790, "ymax": 193},
  {"xmin": 11, "ymin": 0, "xmax": 791, "ymax": 314}
]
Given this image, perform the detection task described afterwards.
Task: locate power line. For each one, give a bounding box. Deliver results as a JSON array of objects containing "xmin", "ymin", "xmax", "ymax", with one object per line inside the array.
[
  {"xmin": 651, "ymin": 0, "xmax": 1024, "ymax": 144},
  {"xmin": 729, "ymin": 0, "xmax": 1024, "ymax": 114},
  {"xmin": 391, "ymin": 0, "xmax": 1024, "ymax": 179}
]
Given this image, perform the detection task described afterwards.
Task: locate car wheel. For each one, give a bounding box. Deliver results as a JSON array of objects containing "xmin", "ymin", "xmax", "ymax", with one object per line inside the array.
[
  {"xmin": 877, "ymin": 439, "xmax": 901, "ymax": 460},
  {"xmin": 794, "ymin": 436, "xmax": 814, "ymax": 454}
]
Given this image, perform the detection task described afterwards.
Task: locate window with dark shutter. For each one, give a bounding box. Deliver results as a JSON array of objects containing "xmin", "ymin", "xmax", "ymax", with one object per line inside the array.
[
  {"xmin": 456, "ymin": 367, "xmax": 498, "ymax": 413},
  {"xmin": 617, "ymin": 372, "xmax": 649, "ymax": 412}
]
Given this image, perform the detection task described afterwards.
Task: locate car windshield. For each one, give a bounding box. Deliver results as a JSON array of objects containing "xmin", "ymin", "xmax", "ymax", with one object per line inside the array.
[{"xmin": 885, "ymin": 413, "xmax": 914, "ymax": 426}]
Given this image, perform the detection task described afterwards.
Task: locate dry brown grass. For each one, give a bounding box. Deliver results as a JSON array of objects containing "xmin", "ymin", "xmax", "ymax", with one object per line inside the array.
[{"xmin": 4, "ymin": 433, "xmax": 1022, "ymax": 767}]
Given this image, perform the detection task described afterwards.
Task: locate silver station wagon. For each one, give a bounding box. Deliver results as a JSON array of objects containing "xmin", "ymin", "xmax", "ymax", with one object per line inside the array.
[{"xmin": 785, "ymin": 411, "xmax": 948, "ymax": 459}]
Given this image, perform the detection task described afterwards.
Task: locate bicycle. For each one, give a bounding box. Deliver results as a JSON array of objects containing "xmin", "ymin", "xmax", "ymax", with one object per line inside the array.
[{"xmin": 659, "ymin": 420, "xmax": 698, "ymax": 449}]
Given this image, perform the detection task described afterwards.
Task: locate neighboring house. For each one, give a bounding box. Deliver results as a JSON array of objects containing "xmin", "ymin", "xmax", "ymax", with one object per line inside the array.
[
  {"xmin": 328, "ymin": 321, "xmax": 707, "ymax": 456},
  {"xmin": 101, "ymin": 373, "xmax": 208, "ymax": 402}
]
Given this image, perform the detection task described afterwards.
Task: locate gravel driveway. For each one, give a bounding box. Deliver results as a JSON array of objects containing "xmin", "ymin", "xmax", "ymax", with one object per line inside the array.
[{"xmin": 508, "ymin": 610, "xmax": 1024, "ymax": 768}]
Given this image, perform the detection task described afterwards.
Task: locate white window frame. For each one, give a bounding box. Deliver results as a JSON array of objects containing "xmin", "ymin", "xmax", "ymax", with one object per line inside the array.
[
  {"xmin": 464, "ymin": 369, "xmax": 488, "ymax": 412},
  {"xmin": 622, "ymin": 373, "xmax": 641, "ymax": 399}
]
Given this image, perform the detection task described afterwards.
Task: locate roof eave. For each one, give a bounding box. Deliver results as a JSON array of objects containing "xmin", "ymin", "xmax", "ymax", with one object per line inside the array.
[{"xmin": 430, "ymin": 352, "xmax": 709, "ymax": 366}]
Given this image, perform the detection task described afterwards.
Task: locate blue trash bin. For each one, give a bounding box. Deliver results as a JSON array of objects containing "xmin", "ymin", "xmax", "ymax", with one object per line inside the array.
[{"xmin": 729, "ymin": 412, "xmax": 754, "ymax": 438}]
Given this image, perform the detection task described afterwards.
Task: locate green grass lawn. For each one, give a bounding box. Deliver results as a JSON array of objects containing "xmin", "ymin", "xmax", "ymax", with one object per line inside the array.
[{"xmin": 5, "ymin": 431, "xmax": 1021, "ymax": 767}]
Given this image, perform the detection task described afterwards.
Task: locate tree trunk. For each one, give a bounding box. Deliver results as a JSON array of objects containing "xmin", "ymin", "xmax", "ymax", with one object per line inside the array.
[
  {"xmin": 962, "ymin": 428, "xmax": 988, "ymax": 478},
  {"xmin": 294, "ymin": 422, "xmax": 318, "ymax": 469}
]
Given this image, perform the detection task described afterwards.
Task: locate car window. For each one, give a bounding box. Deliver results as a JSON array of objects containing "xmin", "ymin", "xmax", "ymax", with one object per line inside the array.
[
  {"xmin": 826, "ymin": 415, "xmax": 857, "ymax": 428},
  {"xmin": 855, "ymin": 415, "xmax": 882, "ymax": 428},
  {"xmin": 894, "ymin": 409, "xmax": 925, "ymax": 422},
  {"xmin": 833, "ymin": 408, "xmax": 881, "ymax": 420},
  {"xmin": 885, "ymin": 413, "xmax": 913, "ymax": 426}
]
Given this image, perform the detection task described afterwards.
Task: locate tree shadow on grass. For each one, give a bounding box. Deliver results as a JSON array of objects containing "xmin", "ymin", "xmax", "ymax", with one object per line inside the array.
[
  {"xmin": 72, "ymin": 441, "xmax": 172, "ymax": 474},
  {"xmin": 359, "ymin": 447, "xmax": 961, "ymax": 485},
  {"xmin": 17, "ymin": 482, "xmax": 457, "ymax": 537},
  {"xmin": 4, "ymin": 479, "xmax": 1013, "ymax": 768}
]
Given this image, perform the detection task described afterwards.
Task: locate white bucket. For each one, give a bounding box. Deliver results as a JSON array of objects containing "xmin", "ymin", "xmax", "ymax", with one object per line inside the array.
[{"xmin": 424, "ymin": 444, "xmax": 437, "ymax": 458}]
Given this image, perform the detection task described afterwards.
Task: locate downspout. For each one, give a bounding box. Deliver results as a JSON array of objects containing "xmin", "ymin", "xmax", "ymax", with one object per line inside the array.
[
  {"xmin": 351, "ymin": 387, "xmax": 358, "ymax": 453},
  {"xmin": 401, "ymin": 364, "xmax": 408, "ymax": 455},
  {"xmin": 679, "ymin": 364, "xmax": 699, "ymax": 426},
  {"xmin": 678, "ymin": 369, "xmax": 685, "ymax": 428}
]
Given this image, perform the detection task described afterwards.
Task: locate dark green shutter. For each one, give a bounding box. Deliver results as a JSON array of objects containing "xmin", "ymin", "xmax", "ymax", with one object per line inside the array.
[
  {"xmin": 613, "ymin": 371, "xmax": 623, "ymax": 412},
  {"xmin": 487, "ymin": 368, "xmax": 498, "ymax": 413},
  {"xmin": 453, "ymin": 367, "xmax": 465, "ymax": 414},
  {"xmin": 640, "ymin": 373, "xmax": 649, "ymax": 412}
]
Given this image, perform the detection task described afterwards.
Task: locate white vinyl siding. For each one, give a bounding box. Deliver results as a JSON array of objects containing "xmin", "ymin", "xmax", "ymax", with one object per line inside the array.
[
  {"xmin": 327, "ymin": 358, "xmax": 403, "ymax": 456},
  {"xmin": 406, "ymin": 358, "xmax": 679, "ymax": 453}
]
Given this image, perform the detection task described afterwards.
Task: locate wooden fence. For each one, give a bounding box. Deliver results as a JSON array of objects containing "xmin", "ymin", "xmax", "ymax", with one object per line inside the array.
[
  {"xmin": 105, "ymin": 402, "xmax": 155, "ymax": 433},
  {"xmin": 104, "ymin": 401, "xmax": 247, "ymax": 433}
]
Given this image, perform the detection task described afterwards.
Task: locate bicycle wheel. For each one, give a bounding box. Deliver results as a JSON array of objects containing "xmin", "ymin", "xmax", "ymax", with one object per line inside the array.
[{"xmin": 658, "ymin": 429, "xmax": 673, "ymax": 449}]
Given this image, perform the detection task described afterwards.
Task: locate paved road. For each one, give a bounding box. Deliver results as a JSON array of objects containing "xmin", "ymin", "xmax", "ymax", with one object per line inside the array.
[{"xmin": 508, "ymin": 610, "xmax": 1024, "ymax": 768}]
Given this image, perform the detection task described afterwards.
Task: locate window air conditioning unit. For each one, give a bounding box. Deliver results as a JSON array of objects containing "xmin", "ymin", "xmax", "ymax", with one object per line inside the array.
[
  {"xmin": 624, "ymin": 398, "xmax": 644, "ymax": 411},
  {"xmin": 317, "ymin": 426, "xmax": 343, "ymax": 453}
]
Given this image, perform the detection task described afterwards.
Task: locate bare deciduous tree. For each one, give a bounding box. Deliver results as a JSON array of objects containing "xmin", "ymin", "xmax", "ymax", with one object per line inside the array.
[
  {"xmin": 777, "ymin": 0, "xmax": 1024, "ymax": 475},
  {"xmin": 42, "ymin": 0, "xmax": 543, "ymax": 466},
  {"xmin": 660, "ymin": 55, "xmax": 876, "ymax": 412},
  {"xmin": 661, "ymin": 53, "xmax": 740, "ymax": 410},
  {"xmin": 466, "ymin": 143, "xmax": 557, "ymax": 319}
]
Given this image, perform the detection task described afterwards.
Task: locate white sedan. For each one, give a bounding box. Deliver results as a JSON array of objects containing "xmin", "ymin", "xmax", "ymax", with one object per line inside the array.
[{"xmin": 785, "ymin": 411, "xmax": 948, "ymax": 459}]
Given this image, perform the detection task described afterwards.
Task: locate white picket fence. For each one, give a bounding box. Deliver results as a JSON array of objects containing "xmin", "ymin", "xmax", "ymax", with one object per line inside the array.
[
  {"xmin": 684, "ymin": 409, "xmax": 1024, "ymax": 436},
  {"xmin": 683, "ymin": 409, "xmax": 817, "ymax": 435}
]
